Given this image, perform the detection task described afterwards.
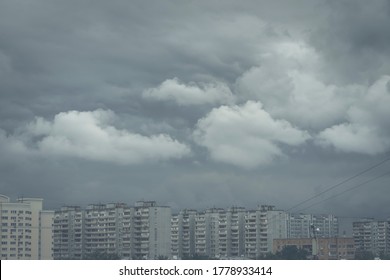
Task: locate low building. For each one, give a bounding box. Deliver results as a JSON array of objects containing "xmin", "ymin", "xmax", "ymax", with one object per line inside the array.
[{"xmin": 273, "ymin": 237, "xmax": 355, "ymax": 260}]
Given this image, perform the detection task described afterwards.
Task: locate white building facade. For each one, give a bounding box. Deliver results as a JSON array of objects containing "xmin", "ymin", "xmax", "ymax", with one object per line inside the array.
[
  {"xmin": 0, "ymin": 194, "xmax": 53, "ymax": 260},
  {"xmin": 133, "ymin": 201, "xmax": 171, "ymax": 260}
]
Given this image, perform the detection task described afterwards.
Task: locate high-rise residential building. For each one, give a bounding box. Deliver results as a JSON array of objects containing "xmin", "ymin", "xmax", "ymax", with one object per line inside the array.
[
  {"xmin": 83, "ymin": 203, "xmax": 133, "ymax": 259},
  {"xmin": 244, "ymin": 206, "xmax": 339, "ymax": 259},
  {"xmin": 0, "ymin": 194, "xmax": 54, "ymax": 260},
  {"xmin": 171, "ymin": 209, "xmax": 197, "ymax": 259},
  {"xmin": 193, "ymin": 207, "xmax": 246, "ymax": 259},
  {"xmin": 287, "ymin": 213, "xmax": 312, "ymax": 238},
  {"xmin": 54, "ymin": 201, "xmax": 172, "ymax": 260},
  {"xmin": 244, "ymin": 205, "xmax": 288, "ymax": 258},
  {"xmin": 194, "ymin": 210, "xmax": 207, "ymax": 257},
  {"xmin": 53, "ymin": 201, "xmax": 170, "ymax": 260},
  {"xmin": 353, "ymin": 219, "xmax": 390, "ymax": 257},
  {"xmin": 53, "ymin": 206, "xmax": 84, "ymax": 259},
  {"xmin": 53, "ymin": 203, "xmax": 133, "ymax": 259},
  {"xmin": 194, "ymin": 208, "xmax": 225, "ymax": 258},
  {"xmin": 226, "ymin": 206, "xmax": 246, "ymax": 258},
  {"xmin": 132, "ymin": 201, "xmax": 171, "ymax": 260},
  {"xmin": 266, "ymin": 208, "xmax": 288, "ymax": 253},
  {"xmin": 212, "ymin": 208, "xmax": 227, "ymax": 258},
  {"xmin": 287, "ymin": 213, "xmax": 338, "ymax": 239}
]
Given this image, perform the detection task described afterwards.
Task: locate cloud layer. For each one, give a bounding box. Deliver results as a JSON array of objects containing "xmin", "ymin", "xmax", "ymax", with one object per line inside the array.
[
  {"xmin": 143, "ymin": 78, "xmax": 235, "ymax": 105},
  {"xmin": 317, "ymin": 75, "xmax": 390, "ymax": 154},
  {"xmin": 1, "ymin": 0, "xmax": 390, "ymax": 217},
  {"xmin": 194, "ymin": 101, "xmax": 310, "ymax": 168},
  {"xmin": 2, "ymin": 109, "xmax": 190, "ymax": 164}
]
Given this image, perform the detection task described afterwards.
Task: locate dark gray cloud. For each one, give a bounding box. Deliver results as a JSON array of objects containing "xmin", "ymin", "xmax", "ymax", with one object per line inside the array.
[
  {"xmin": 310, "ymin": 0, "xmax": 390, "ymax": 85},
  {"xmin": 0, "ymin": 0, "xmax": 389, "ymax": 218}
]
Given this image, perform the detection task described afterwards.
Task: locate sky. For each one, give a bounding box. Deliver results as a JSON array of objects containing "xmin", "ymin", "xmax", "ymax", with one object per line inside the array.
[{"xmin": 1, "ymin": 0, "xmax": 390, "ymax": 218}]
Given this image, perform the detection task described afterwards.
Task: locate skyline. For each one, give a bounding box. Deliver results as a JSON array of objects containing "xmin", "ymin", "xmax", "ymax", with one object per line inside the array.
[{"xmin": 1, "ymin": 0, "xmax": 390, "ymax": 218}]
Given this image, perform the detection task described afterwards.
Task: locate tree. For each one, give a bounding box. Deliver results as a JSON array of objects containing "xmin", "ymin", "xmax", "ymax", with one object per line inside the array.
[
  {"xmin": 83, "ymin": 250, "xmax": 120, "ymax": 260},
  {"xmin": 259, "ymin": 245, "xmax": 309, "ymax": 260},
  {"xmin": 354, "ymin": 250, "xmax": 375, "ymax": 260},
  {"xmin": 379, "ymin": 252, "xmax": 390, "ymax": 260}
]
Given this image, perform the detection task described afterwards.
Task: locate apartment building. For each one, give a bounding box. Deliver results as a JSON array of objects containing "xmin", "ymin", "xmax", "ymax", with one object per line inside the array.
[
  {"xmin": 53, "ymin": 201, "xmax": 170, "ymax": 260},
  {"xmin": 53, "ymin": 203, "xmax": 133, "ymax": 259},
  {"xmin": 171, "ymin": 209, "xmax": 197, "ymax": 259},
  {"xmin": 243, "ymin": 206, "xmax": 339, "ymax": 259},
  {"xmin": 133, "ymin": 201, "xmax": 171, "ymax": 260},
  {"xmin": 353, "ymin": 219, "xmax": 390, "ymax": 256},
  {"xmin": 84, "ymin": 203, "xmax": 132, "ymax": 259},
  {"xmin": 226, "ymin": 206, "xmax": 246, "ymax": 258},
  {"xmin": 194, "ymin": 208, "xmax": 224, "ymax": 258},
  {"xmin": 244, "ymin": 205, "xmax": 287, "ymax": 258},
  {"xmin": 193, "ymin": 207, "xmax": 246, "ymax": 259},
  {"xmin": 53, "ymin": 206, "xmax": 84, "ymax": 259},
  {"xmin": 288, "ymin": 213, "xmax": 339, "ymax": 238},
  {"xmin": 0, "ymin": 194, "xmax": 54, "ymax": 260},
  {"xmin": 266, "ymin": 208, "xmax": 288, "ymax": 253},
  {"xmin": 244, "ymin": 210, "xmax": 258, "ymax": 259}
]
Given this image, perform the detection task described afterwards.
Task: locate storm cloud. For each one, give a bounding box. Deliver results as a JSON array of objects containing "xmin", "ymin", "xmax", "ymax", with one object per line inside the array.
[{"xmin": 1, "ymin": 0, "xmax": 389, "ymax": 218}]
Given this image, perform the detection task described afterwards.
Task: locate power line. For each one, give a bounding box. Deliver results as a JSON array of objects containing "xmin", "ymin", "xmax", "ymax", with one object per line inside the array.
[
  {"xmin": 294, "ymin": 170, "xmax": 390, "ymax": 213},
  {"xmin": 287, "ymin": 155, "xmax": 390, "ymax": 212}
]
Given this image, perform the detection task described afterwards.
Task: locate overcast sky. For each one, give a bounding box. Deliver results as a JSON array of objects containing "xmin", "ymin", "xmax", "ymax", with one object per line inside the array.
[{"xmin": 1, "ymin": 0, "xmax": 390, "ymax": 218}]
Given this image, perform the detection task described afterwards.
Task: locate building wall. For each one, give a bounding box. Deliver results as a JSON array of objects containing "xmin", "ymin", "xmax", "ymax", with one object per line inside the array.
[
  {"xmin": 54, "ymin": 204, "xmax": 133, "ymax": 259},
  {"xmin": 226, "ymin": 207, "xmax": 246, "ymax": 258},
  {"xmin": 53, "ymin": 206, "xmax": 84, "ymax": 259},
  {"xmin": 132, "ymin": 201, "xmax": 171, "ymax": 260},
  {"xmin": 193, "ymin": 208, "xmax": 246, "ymax": 259},
  {"xmin": 148, "ymin": 206, "xmax": 171, "ymax": 259},
  {"xmin": 288, "ymin": 213, "xmax": 338, "ymax": 239},
  {"xmin": 171, "ymin": 209, "xmax": 197, "ymax": 259},
  {"xmin": 267, "ymin": 210, "xmax": 288, "ymax": 253},
  {"xmin": 39, "ymin": 210, "xmax": 54, "ymax": 260},
  {"xmin": 0, "ymin": 195, "xmax": 52, "ymax": 260},
  {"xmin": 353, "ymin": 219, "xmax": 390, "ymax": 256},
  {"xmin": 19, "ymin": 198, "xmax": 43, "ymax": 260},
  {"xmin": 244, "ymin": 210, "xmax": 258, "ymax": 259},
  {"xmin": 273, "ymin": 237, "xmax": 355, "ymax": 260},
  {"xmin": 194, "ymin": 211, "xmax": 207, "ymax": 257}
]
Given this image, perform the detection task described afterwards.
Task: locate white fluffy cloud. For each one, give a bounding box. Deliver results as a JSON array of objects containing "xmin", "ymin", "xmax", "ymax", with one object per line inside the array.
[
  {"xmin": 317, "ymin": 75, "xmax": 390, "ymax": 154},
  {"xmin": 143, "ymin": 77, "xmax": 235, "ymax": 105},
  {"xmin": 2, "ymin": 109, "xmax": 191, "ymax": 164},
  {"xmin": 235, "ymin": 40, "xmax": 364, "ymax": 130},
  {"xmin": 193, "ymin": 101, "xmax": 310, "ymax": 168}
]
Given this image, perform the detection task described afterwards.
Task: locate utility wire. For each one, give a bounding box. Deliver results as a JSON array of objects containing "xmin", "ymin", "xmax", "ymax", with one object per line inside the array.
[
  {"xmin": 287, "ymin": 155, "xmax": 390, "ymax": 212},
  {"xmin": 294, "ymin": 169, "xmax": 390, "ymax": 213}
]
